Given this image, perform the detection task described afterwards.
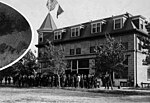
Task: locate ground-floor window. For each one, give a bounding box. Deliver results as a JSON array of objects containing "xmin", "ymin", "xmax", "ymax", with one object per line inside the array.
[
  {"xmin": 67, "ymin": 59, "xmax": 89, "ymax": 69},
  {"xmin": 115, "ymin": 67, "xmax": 128, "ymax": 79},
  {"xmin": 78, "ymin": 69, "xmax": 89, "ymax": 74},
  {"xmin": 40, "ymin": 62, "xmax": 49, "ymax": 68},
  {"xmin": 66, "ymin": 60, "xmax": 71, "ymax": 68},
  {"xmin": 66, "ymin": 59, "xmax": 90, "ymax": 74},
  {"xmin": 78, "ymin": 59, "xmax": 89, "ymax": 68},
  {"xmin": 147, "ymin": 69, "xmax": 150, "ymax": 80},
  {"xmin": 72, "ymin": 60, "xmax": 77, "ymax": 69}
]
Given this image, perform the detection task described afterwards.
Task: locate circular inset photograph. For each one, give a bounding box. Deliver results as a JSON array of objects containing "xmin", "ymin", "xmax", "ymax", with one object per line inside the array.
[{"xmin": 0, "ymin": 2, "xmax": 32, "ymax": 70}]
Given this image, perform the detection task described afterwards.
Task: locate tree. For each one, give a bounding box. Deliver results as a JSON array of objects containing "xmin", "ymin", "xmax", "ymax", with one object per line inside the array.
[
  {"xmin": 94, "ymin": 35, "xmax": 126, "ymax": 89},
  {"xmin": 44, "ymin": 40, "xmax": 67, "ymax": 87},
  {"xmin": 12, "ymin": 49, "xmax": 38, "ymax": 77}
]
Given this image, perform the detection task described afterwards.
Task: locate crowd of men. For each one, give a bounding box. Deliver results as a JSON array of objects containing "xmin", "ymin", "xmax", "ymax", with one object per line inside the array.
[{"xmin": 2, "ymin": 74, "xmax": 101, "ymax": 88}]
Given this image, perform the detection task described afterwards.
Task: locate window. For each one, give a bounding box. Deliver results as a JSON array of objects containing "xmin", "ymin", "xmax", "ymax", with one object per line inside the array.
[
  {"xmin": 54, "ymin": 31, "xmax": 62, "ymax": 40},
  {"xmin": 70, "ymin": 49, "xmax": 74, "ymax": 55},
  {"xmin": 132, "ymin": 17, "xmax": 145, "ymax": 30},
  {"xmin": 114, "ymin": 18, "xmax": 125, "ymax": 30},
  {"xmin": 72, "ymin": 60, "xmax": 77, "ymax": 69},
  {"xmin": 66, "ymin": 60, "xmax": 71, "ymax": 68},
  {"xmin": 122, "ymin": 42, "xmax": 128, "ymax": 50},
  {"xmin": 71, "ymin": 28, "xmax": 75, "ymax": 37},
  {"xmin": 132, "ymin": 18, "xmax": 139, "ymax": 29},
  {"xmin": 92, "ymin": 24, "xmax": 96, "ymax": 33},
  {"xmin": 39, "ymin": 53, "xmax": 41, "ymax": 58},
  {"xmin": 115, "ymin": 67, "xmax": 128, "ymax": 79},
  {"xmin": 122, "ymin": 67, "xmax": 128, "ymax": 79},
  {"xmin": 39, "ymin": 33, "xmax": 43, "ymax": 42},
  {"xmin": 71, "ymin": 27, "xmax": 80, "ymax": 37},
  {"xmin": 147, "ymin": 69, "xmax": 150, "ymax": 80},
  {"xmin": 78, "ymin": 59, "xmax": 89, "ymax": 68},
  {"xmin": 76, "ymin": 48, "xmax": 81, "ymax": 54},
  {"xmin": 138, "ymin": 43, "xmax": 142, "ymax": 50},
  {"xmin": 91, "ymin": 22, "xmax": 102, "ymax": 33},
  {"xmin": 75, "ymin": 28, "xmax": 79, "ymax": 36},
  {"xmin": 123, "ymin": 56, "xmax": 128, "ymax": 65},
  {"xmin": 90, "ymin": 46, "xmax": 95, "ymax": 53},
  {"xmin": 138, "ymin": 39, "xmax": 142, "ymax": 51},
  {"xmin": 140, "ymin": 19, "xmax": 144, "ymax": 29},
  {"xmin": 42, "ymin": 62, "xmax": 49, "ymax": 68}
]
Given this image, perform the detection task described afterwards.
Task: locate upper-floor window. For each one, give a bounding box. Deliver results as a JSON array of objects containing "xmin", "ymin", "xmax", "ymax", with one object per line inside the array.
[
  {"xmin": 122, "ymin": 42, "xmax": 128, "ymax": 50},
  {"xmin": 138, "ymin": 39, "xmax": 142, "ymax": 51},
  {"xmin": 114, "ymin": 18, "xmax": 123, "ymax": 30},
  {"xmin": 91, "ymin": 22, "xmax": 102, "ymax": 33},
  {"xmin": 132, "ymin": 17, "xmax": 145, "ymax": 30},
  {"xmin": 138, "ymin": 43, "xmax": 142, "ymax": 50},
  {"xmin": 39, "ymin": 33, "xmax": 43, "ymax": 42},
  {"xmin": 39, "ymin": 52, "xmax": 42, "ymax": 58},
  {"xmin": 54, "ymin": 31, "xmax": 62, "ymax": 40},
  {"xmin": 90, "ymin": 46, "xmax": 96, "ymax": 53},
  {"xmin": 76, "ymin": 48, "xmax": 81, "ymax": 54},
  {"xmin": 140, "ymin": 19, "xmax": 144, "ymax": 29},
  {"xmin": 70, "ymin": 49, "xmax": 74, "ymax": 55},
  {"xmin": 123, "ymin": 55, "xmax": 128, "ymax": 65},
  {"xmin": 71, "ymin": 27, "xmax": 80, "ymax": 37}
]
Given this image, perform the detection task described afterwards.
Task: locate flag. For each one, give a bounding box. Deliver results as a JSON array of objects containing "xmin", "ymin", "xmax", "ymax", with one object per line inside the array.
[
  {"xmin": 46, "ymin": 0, "xmax": 58, "ymax": 11},
  {"xmin": 57, "ymin": 5, "xmax": 64, "ymax": 18}
]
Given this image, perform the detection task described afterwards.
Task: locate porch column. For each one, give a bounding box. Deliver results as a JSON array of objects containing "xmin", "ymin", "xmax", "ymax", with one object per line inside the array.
[
  {"xmin": 71, "ymin": 60, "xmax": 72, "ymax": 72},
  {"xmin": 77, "ymin": 60, "xmax": 79, "ymax": 74}
]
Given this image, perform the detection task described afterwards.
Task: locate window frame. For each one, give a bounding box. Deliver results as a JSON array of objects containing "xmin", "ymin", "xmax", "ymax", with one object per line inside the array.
[
  {"xmin": 54, "ymin": 31, "xmax": 62, "ymax": 40},
  {"xmin": 115, "ymin": 67, "xmax": 128, "ymax": 79},
  {"xmin": 138, "ymin": 39, "xmax": 142, "ymax": 51},
  {"xmin": 147, "ymin": 68, "xmax": 150, "ymax": 80},
  {"xmin": 132, "ymin": 17, "xmax": 144, "ymax": 30},
  {"xmin": 113, "ymin": 17, "xmax": 125, "ymax": 30},
  {"xmin": 140, "ymin": 19, "xmax": 144, "ymax": 30},
  {"xmin": 76, "ymin": 48, "xmax": 81, "ymax": 55},
  {"xmin": 91, "ymin": 22, "xmax": 102, "ymax": 34},
  {"xmin": 123, "ymin": 55, "xmax": 128, "ymax": 65},
  {"xmin": 71, "ymin": 27, "xmax": 80, "ymax": 37},
  {"xmin": 39, "ymin": 33, "xmax": 43, "ymax": 42},
  {"xmin": 70, "ymin": 49, "xmax": 75, "ymax": 55},
  {"xmin": 122, "ymin": 42, "xmax": 128, "ymax": 50},
  {"xmin": 90, "ymin": 46, "xmax": 96, "ymax": 53},
  {"xmin": 78, "ymin": 59, "xmax": 89, "ymax": 68}
]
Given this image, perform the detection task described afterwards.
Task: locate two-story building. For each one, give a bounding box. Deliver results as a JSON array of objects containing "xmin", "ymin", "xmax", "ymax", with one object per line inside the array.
[{"xmin": 36, "ymin": 12, "xmax": 150, "ymax": 87}]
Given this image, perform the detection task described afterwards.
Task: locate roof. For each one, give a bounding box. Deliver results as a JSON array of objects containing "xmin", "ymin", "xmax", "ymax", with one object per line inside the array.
[
  {"xmin": 37, "ymin": 13, "xmax": 149, "ymax": 44},
  {"xmin": 38, "ymin": 13, "xmax": 57, "ymax": 32}
]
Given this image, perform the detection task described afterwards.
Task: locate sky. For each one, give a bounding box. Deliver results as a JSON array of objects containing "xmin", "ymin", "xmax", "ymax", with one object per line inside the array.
[{"xmin": 1, "ymin": 0, "xmax": 150, "ymax": 56}]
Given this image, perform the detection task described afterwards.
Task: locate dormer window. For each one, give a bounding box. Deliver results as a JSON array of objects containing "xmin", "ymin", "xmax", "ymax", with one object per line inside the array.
[
  {"xmin": 54, "ymin": 31, "xmax": 62, "ymax": 40},
  {"xmin": 114, "ymin": 18, "xmax": 122, "ymax": 30},
  {"xmin": 71, "ymin": 27, "xmax": 80, "ymax": 37},
  {"xmin": 132, "ymin": 17, "xmax": 145, "ymax": 30},
  {"xmin": 140, "ymin": 19, "xmax": 144, "ymax": 29},
  {"xmin": 113, "ymin": 17, "xmax": 126, "ymax": 30},
  {"xmin": 91, "ymin": 22, "xmax": 102, "ymax": 33}
]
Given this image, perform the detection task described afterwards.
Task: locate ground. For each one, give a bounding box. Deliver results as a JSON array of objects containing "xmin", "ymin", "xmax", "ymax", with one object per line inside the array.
[{"xmin": 0, "ymin": 87, "xmax": 150, "ymax": 103}]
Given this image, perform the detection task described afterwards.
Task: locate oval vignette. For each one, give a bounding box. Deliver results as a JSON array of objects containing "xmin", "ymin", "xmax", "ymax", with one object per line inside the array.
[{"xmin": 0, "ymin": 2, "xmax": 32, "ymax": 70}]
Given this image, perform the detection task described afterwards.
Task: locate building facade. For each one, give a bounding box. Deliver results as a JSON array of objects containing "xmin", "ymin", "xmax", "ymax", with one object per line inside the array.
[{"xmin": 36, "ymin": 12, "xmax": 150, "ymax": 87}]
